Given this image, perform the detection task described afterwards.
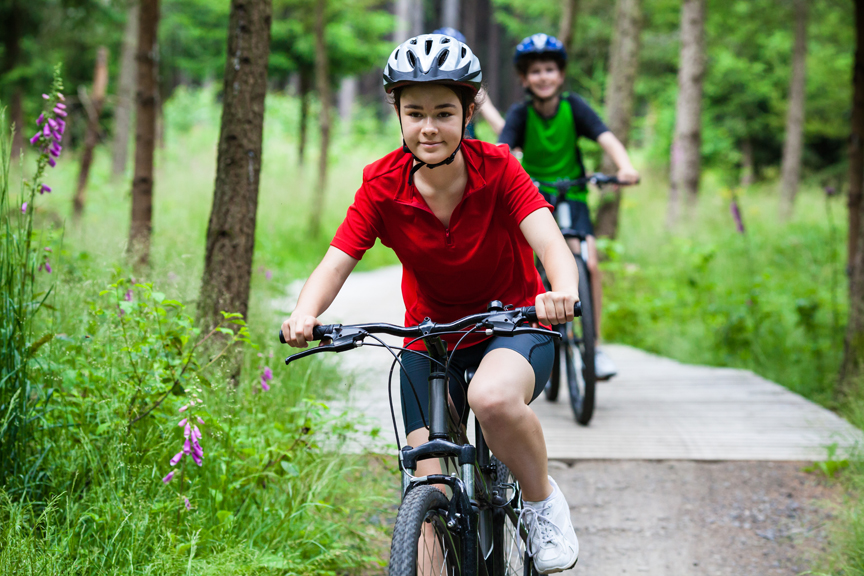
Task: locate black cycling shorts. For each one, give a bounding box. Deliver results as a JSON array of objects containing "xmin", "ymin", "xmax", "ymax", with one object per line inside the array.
[
  {"xmin": 540, "ymin": 193, "xmax": 594, "ymax": 238},
  {"xmin": 399, "ymin": 333, "xmax": 555, "ymax": 435}
]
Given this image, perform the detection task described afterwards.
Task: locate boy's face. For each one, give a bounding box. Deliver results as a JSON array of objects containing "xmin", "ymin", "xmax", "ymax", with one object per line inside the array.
[{"xmin": 520, "ymin": 60, "xmax": 564, "ymax": 100}]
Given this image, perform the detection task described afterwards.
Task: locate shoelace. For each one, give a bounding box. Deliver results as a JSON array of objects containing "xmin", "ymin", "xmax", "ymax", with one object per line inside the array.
[{"xmin": 517, "ymin": 501, "xmax": 568, "ymax": 559}]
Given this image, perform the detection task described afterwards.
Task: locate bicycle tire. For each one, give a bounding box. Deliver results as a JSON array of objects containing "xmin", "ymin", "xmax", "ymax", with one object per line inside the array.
[
  {"xmin": 389, "ymin": 486, "xmax": 462, "ymax": 576},
  {"xmin": 489, "ymin": 456, "xmax": 538, "ymax": 576},
  {"xmin": 567, "ymin": 256, "xmax": 596, "ymax": 425}
]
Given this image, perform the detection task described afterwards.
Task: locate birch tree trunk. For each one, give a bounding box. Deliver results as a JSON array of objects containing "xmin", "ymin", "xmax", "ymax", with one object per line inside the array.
[
  {"xmin": 112, "ymin": 3, "xmax": 139, "ymax": 177},
  {"xmin": 442, "ymin": 0, "xmax": 459, "ymax": 29},
  {"xmin": 462, "ymin": 0, "xmax": 477, "ymax": 48},
  {"xmin": 779, "ymin": 0, "xmax": 808, "ymax": 220},
  {"xmin": 298, "ymin": 69, "xmax": 311, "ymax": 164},
  {"xmin": 839, "ymin": 0, "xmax": 864, "ymax": 400},
  {"xmin": 395, "ymin": 0, "xmax": 410, "ymax": 42},
  {"xmin": 666, "ymin": 0, "xmax": 705, "ymax": 229},
  {"xmin": 74, "ymin": 46, "xmax": 109, "ymax": 220},
  {"xmin": 199, "ymin": 0, "xmax": 272, "ymax": 336},
  {"xmin": 558, "ymin": 0, "xmax": 579, "ymax": 55},
  {"xmin": 595, "ymin": 0, "xmax": 641, "ymax": 239},
  {"xmin": 309, "ymin": 0, "xmax": 330, "ymax": 238},
  {"xmin": 128, "ymin": 0, "xmax": 160, "ymax": 267}
]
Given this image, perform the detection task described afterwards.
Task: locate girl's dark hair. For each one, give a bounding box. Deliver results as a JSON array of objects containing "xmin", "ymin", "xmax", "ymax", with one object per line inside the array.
[
  {"xmin": 515, "ymin": 54, "xmax": 566, "ymax": 76},
  {"xmin": 388, "ymin": 83, "xmax": 486, "ymax": 120}
]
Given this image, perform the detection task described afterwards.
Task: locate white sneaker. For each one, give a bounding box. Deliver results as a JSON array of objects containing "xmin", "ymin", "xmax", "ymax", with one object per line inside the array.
[
  {"xmin": 519, "ymin": 476, "xmax": 579, "ymax": 574},
  {"xmin": 595, "ymin": 348, "xmax": 617, "ymax": 380}
]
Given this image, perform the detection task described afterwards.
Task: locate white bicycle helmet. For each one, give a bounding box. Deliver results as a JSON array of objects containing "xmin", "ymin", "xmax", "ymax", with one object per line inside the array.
[{"xmin": 383, "ymin": 34, "xmax": 482, "ymax": 94}]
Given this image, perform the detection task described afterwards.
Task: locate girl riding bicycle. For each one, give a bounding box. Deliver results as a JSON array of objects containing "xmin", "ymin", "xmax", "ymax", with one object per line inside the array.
[{"xmin": 281, "ymin": 33, "xmax": 580, "ymax": 573}]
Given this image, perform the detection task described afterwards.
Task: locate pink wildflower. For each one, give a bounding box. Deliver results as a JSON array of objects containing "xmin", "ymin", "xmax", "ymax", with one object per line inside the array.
[
  {"xmin": 37, "ymin": 113, "xmax": 44, "ymax": 125},
  {"xmin": 178, "ymin": 418, "xmax": 187, "ymax": 427},
  {"xmin": 265, "ymin": 269, "xmax": 273, "ymax": 280},
  {"xmin": 44, "ymin": 261, "xmax": 52, "ymax": 273},
  {"xmin": 21, "ymin": 202, "xmax": 27, "ymax": 213},
  {"xmin": 41, "ymin": 185, "xmax": 51, "ymax": 194},
  {"xmin": 170, "ymin": 451, "xmax": 183, "ymax": 466},
  {"xmin": 42, "ymin": 94, "xmax": 49, "ymax": 100},
  {"xmin": 197, "ymin": 416, "xmax": 204, "ymax": 424},
  {"xmin": 58, "ymin": 93, "xmax": 65, "ymax": 101},
  {"xmin": 48, "ymin": 158, "xmax": 56, "ymax": 168},
  {"xmin": 184, "ymin": 497, "xmax": 191, "ymax": 511},
  {"xmin": 162, "ymin": 470, "xmax": 175, "ymax": 484},
  {"xmin": 29, "ymin": 133, "xmax": 40, "ymax": 145},
  {"xmin": 260, "ymin": 376, "xmax": 270, "ymax": 391},
  {"xmin": 124, "ymin": 289, "xmax": 133, "ymax": 301},
  {"xmin": 179, "ymin": 405, "xmax": 188, "ymax": 412}
]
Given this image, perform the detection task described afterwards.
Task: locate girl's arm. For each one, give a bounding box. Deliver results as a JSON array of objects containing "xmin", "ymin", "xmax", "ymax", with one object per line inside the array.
[
  {"xmin": 281, "ymin": 246, "xmax": 359, "ymax": 348},
  {"xmin": 596, "ymin": 131, "xmax": 640, "ymax": 184},
  {"xmin": 519, "ymin": 208, "xmax": 579, "ymax": 326}
]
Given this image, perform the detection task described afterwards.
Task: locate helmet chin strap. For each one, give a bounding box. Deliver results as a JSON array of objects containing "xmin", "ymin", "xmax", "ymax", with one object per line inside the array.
[{"xmin": 400, "ymin": 101, "xmax": 468, "ymax": 185}]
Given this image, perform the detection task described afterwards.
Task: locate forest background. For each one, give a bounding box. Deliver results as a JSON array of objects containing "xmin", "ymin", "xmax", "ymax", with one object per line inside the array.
[{"xmin": 1, "ymin": 0, "xmax": 863, "ymax": 573}]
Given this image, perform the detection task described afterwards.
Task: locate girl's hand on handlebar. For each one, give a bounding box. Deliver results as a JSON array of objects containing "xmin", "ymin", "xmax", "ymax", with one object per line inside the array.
[
  {"xmin": 616, "ymin": 167, "xmax": 640, "ymax": 185},
  {"xmin": 535, "ymin": 291, "xmax": 578, "ymax": 326},
  {"xmin": 281, "ymin": 313, "xmax": 321, "ymax": 348}
]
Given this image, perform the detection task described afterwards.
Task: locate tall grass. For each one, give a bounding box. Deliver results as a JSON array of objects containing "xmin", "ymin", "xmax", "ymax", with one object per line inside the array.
[{"xmin": 0, "ymin": 87, "xmax": 402, "ymax": 574}]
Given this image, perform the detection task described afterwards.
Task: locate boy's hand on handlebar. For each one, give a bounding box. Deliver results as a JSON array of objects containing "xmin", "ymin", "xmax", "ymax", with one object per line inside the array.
[
  {"xmin": 535, "ymin": 292, "xmax": 578, "ymax": 326},
  {"xmin": 281, "ymin": 313, "xmax": 321, "ymax": 348},
  {"xmin": 616, "ymin": 167, "xmax": 640, "ymax": 185}
]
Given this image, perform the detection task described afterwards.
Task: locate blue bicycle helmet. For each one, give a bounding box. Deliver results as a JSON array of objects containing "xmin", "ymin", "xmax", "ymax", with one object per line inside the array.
[
  {"xmin": 514, "ymin": 33, "xmax": 567, "ymax": 70},
  {"xmin": 432, "ymin": 27, "xmax": 467, "ymax": 43}
]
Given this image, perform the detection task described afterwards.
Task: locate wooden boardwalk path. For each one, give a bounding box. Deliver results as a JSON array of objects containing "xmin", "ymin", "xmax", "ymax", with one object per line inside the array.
[{"xmin": 275, "ymin": 265, "xmax": 862, "ymax": 461}]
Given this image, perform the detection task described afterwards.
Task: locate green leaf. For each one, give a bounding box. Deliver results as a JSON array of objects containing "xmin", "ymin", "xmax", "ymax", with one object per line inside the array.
[
  {"xmin": 171, "ymin": 382, "xmax": 186, "ymax": 396},
  {"xmin": 152, "ymin": 292, "xmax": 165, "ymax": 303},
  {"xmin": 27, "ymin": 333, "xmax": 54, "ymax": 357},
  {"xmin": 280, "ymin": 461, "xmax": 299, "ymax": 477}
]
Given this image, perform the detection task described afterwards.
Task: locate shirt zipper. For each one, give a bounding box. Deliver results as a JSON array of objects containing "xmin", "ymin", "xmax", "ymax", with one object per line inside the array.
[{"xmin": 444, "ymin": 227, "xmax": 453, "ymax": 247}]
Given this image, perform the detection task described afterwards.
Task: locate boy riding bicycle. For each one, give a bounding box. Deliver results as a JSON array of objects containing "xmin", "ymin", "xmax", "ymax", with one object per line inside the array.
[{"xmin": 498, "ymin": 33, "xmax": 640, "ymax": 380}]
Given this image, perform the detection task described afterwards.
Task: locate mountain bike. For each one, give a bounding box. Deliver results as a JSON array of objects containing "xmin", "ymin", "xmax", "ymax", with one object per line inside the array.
[
  {"xmin": 533, "ymin": 173, "xmax": 622, "ymax": 426},
  {"xmin": 280, "ymin": 300, "xmax": 581, "ymax": 575}
]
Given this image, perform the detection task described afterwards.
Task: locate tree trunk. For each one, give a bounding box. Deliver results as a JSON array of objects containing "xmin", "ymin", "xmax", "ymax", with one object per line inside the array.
[
  {"xmin": 595, "ymin": 0, "xmax": 641, "ymax": 239},
  {"xmin": 839, "ymin": 0, "xmax": 864, "ymax": 400},
  {"xmin": 112, "ymin": 3, "xmax": 139, "ymax": 178},
  {"xmin": 442, "ymin": 0, "xmax": 459, "ymax": 29},
  {"xmin": 395, "ymin": 0, "xmax": 410, "ymax": 42},
  {"xmin": 74, "ymin": 47, "xmax": 109, "ymax": 220},
  {"xmin": 128, "ymin": 0, "xmax": 160, "ymax": 268},
  {"xmin": 309, "ymin": 0, "xmax": 330, "ymax": 238},
  {"xmin": 666, "ymin": 0, "xmax": 705, "ymax": 229},
  {"xmin": 558, "ymin": 0, "xmax": 579, "ymax": 55},
  {"xmin": 462, "ymin": 0, "xmax": 477, "ymax": 49},
  {"xmin": 199, "ymin": 0, "xmax": 272, "ymax": 335},
  {"xmin": 3, "ymin": 2, "xmax": 23, "ymax": 158},
  {"xmin": 487, "ymin": 13, "xmax": 500, "ymax": 106},
  {"xmin": 779, "ymin": 0, "xmax": 808, "ymax": 220},
  {"xmin": 410, "ymin": 0, "xmax": 423, "ymax": 37},
  {"xmin": 10, "ymin": 90, "xmax": 24, "ymax": 160},
  {"xmin": 740, "ymin": 137, "xmax": 754, "ymax": 187},
  {"xmin": 338, "ymin": 76, "xmax": 356, "ymax": 129},
  {"xmin": 298, "ymin": 69, "xmax": 311, "ymax": 164}
]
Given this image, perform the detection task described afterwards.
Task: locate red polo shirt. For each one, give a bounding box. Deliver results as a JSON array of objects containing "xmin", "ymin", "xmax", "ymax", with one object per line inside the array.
[{"xmin": 331, "ymin": 138, "xmax": 551, "ymax": 350}]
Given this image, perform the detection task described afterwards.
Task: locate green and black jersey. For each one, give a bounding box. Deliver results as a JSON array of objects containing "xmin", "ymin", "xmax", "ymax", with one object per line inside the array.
[{"xmin": 498, "ymin": 93, "xmax": 608, "ymax": 202}]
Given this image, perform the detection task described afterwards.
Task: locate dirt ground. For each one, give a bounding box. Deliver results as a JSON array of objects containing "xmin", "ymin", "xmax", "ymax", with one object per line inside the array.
[{"xmin": 551, "ymin": 460, "xmax": 842, "ymax": 576}]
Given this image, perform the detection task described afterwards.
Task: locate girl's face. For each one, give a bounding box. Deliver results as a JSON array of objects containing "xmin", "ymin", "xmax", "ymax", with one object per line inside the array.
[
  {"xmin": 521, "ymin": 60, "xmax": 564, "ymax": 100},
  {"xmin": 398, "ymin": 84, "xmax": 474, "ymax": 166}
]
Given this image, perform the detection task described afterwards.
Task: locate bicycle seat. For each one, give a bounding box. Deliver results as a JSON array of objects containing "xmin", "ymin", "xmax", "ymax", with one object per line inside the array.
[{"xmin": 560, "ymin": 227, "xmax": 588, "ymax": 240}]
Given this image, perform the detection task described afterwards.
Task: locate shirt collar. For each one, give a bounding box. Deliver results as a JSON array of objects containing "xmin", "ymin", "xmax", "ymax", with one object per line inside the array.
[{"xmin": 394, "ymin": 141, "xmax": 488, "ymax": 206}]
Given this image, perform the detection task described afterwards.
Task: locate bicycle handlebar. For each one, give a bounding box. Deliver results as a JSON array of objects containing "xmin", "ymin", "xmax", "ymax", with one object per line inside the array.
[
  {"xmin": 533, "ymin": 172, "xmax": 639, "ymax": 195},
  {"xmin": 278, "ymin": 301, "xmax": 582, "ymax": 365}
]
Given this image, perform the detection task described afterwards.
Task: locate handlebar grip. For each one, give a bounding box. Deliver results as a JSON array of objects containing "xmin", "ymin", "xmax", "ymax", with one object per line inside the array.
[
  {"xmin": 278, "ymin": 324, "xmax": 340, "ymax": 344},
  {"xmin": 523, "ymin": 301, "xmax": 582, "ymax": 323}
]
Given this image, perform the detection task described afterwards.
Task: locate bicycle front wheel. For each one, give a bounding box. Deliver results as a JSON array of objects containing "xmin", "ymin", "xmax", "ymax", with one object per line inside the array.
[
  {"xmin": 490, "ymin": 456, "xmax": 538, "ymax": 576},
  {"xmin": 568, "ymin": 255, "xmax": 596, "ymax": 425},
  {"xmin": 389, "ymin": 486, "xmax": 462, "ymax": 576}
]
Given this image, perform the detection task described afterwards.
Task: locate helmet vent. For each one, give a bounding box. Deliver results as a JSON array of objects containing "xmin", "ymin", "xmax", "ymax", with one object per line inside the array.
[
  {"xmin": 437, "ymin": 50, "xmax": 449, "ymax": 67},
  {"xmin": 409, "ymin": 38, "xmax": 417, "ymax": 44},
  {"xmin": 407, "ymin": 51, "xmax": 417, "ymax": 68},
  {"xmin": 394, "ymin": 49, "xmax": 400, "ymax": 61},
  {"xmin": 441, "ymin": 37, "xmax": 450, "ymax": 44},
  {"xmin": 461, "ymin": 46, "xmax": 467, "ymax": 58},
  {"xmin": 425, "ymin": 39, "xmax": 433, "ymax": 55}
]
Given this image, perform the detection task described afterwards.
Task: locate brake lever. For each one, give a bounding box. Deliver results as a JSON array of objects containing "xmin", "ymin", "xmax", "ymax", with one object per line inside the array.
[{"xmin": 284, "ymin": 326, "xmax": 368, "ymax": 366}]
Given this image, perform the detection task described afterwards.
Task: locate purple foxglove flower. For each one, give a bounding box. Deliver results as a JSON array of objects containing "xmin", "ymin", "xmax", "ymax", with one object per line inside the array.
[
  {"xmin": 42, "ymin": 125, "xmax": 51, "ymax": 137},
  {"xmin": 29, "ymin": 133, "xmax": 40, "ymax": 145},
  {"xmin": 47, "ymin": 118, "xmax": 58, "ymax": 129},
  {"xmin": 42, "ymin": 94, "xmax": 49, "ymax": 100},
  {"xmin": 58, "ymin": 93, "xmax": 65, "ymax": 101},
  {"xmin": 124, "ymin": 289, "xmax": 133, "ymax": 301},
  {"xmin": 170, "ymin": 451, "xmax": 184, "ymax": 466},
  {"xmin": 197, "ymin": 416, "xmax": 205, "ymax": 424},
  {"xmin": 178, "ymin": 418, "xmax": 187, "ymax": 427},
  {"xmin": 184, "ymin": 423, "xmax": 191, "ymax": 439},
  {"xmin": 41, "ymin": 185, "xmax": 51, "ymax": 194},
  {"xmin": 192, "ymin": 438, "xmax": 203, "ymax": 457},
  {"xmin": 730, "ymin": 199, "xmax": 745, "ymax": 234},
  {"xmin": 49, "ymin": 148, "xmax": 60, "ymax": 158},
  {"xmin": 48, "ymin": 158, "xmax": 56, "ymax": 168},
  {"xmin": 183, "ymin": 439, "xmax": 191, "ymax": 454},
  {"xmin": 179, "ymin": 405, "xmax": 188, "ymax": 412},
  {"xmin": 260, "ymin": 377, "xmax": 270, "ymax": 392},
  {"xmin": 53, "ymin": 108, "xmax": 67, "ymax": 117},
  {"xmin": 51, "ymin": 130, "xmax": 61, "ymax": 141},
  {"xmin": 56, "ymin": 102, "xmax": 66, "ymax": 109},
  {"xmin": 162, "ymin": 470, "xmax": 175, "ymax": 484},
  {"xmin": 51, "ymin": 144, "xmax": 62, "ymax": 154},
  {"xmin": 45, "ymin": 261, "xmax": 51, "ymax": 273},
  {"xmin": 21, "ymin": 202, "xmax": 27, "ymax": 213},
  {"xmin": 192, "ymin": 425, "xmax": 202, "ymax": 440},
  {"xmin": 37, "ymin": 113, "xmax": 44, "ymax": 125},
  {"xmin": 184, "ymin": 497, "xmax": 191, "ymax": 510},
  {"xmin": 57, "ymin": 118, "xmax": 65, "ymax": 130},
  {"xmin": 263, "ymin": 367, "xmax": 273, "ymax": 381},
  {"xmin": 191, "ymin": 451, "xmax": 203, "ymax": 466}
]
